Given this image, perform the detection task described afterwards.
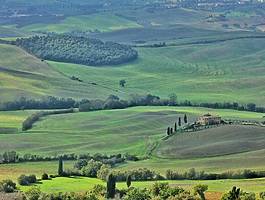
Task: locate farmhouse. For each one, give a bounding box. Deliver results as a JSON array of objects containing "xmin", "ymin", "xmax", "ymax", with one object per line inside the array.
[{"xmin": 197, "ymin": 114, "xmax": 221, "ymax": 125}]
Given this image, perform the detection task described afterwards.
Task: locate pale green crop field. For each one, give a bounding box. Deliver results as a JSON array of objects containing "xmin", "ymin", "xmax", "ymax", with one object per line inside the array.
[{"xmin": 21, "ymin": 13, "xmax": 142, "ymax": 33}]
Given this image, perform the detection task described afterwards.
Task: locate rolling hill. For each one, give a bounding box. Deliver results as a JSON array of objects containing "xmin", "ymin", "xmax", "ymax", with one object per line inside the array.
[{"xmin": 156, "ymin": 125, "xmax": 265, "ymax": 159}]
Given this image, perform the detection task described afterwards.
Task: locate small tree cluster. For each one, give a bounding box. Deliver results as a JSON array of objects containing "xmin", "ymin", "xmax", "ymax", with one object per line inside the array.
[{"xmin": 166, "ymin": 115, "xmax": 188, "ymax": 136}]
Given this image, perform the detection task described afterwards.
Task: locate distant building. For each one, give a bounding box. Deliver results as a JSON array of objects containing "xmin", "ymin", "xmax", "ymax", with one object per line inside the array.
[{"xmin": 197, "ymin": 114, "xmax": 221, "ymax": 125}]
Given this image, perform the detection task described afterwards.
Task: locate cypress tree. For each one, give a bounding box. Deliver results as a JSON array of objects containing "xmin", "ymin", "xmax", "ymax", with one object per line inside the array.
[
  {"xmin": 178, "ymin": 117, "xmax": 181, "ymax": 127},
  {"xmin": 174, "ymin": 122, "xmax": 177, "ymax": 132},
  {"xmin": 167, "ymin": 127, "xmax": 170, "ymax": 135},
  {"xmin": 126, "ymin": 174, "xmax": 132, "ymax": 188},
  {"xmin": 58, "ymin": 157, "xmax": 64, "ymax": 176},
  {"xmin": 107, "ymin": 173, "xmax": 116, "ymax": 199},
  {"xmin": 184, "ymin": 114, "xmax": 188, "ymax": 124},
  {"xmin": 170, "ymin": 128, "xmax": 173, "ymax": 134}
]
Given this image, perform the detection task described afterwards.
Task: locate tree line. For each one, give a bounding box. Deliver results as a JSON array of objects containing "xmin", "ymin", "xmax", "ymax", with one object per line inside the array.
[
  {"xmin": 0, "ymin": 151, "xmax": 139, "ymax": 165},
  {"xmin": 16, "ymin": 34, "xmax": 138, "ymax": 66},
  {"xmin": 1, "ymin": 94, "xmax": 264, "ymax": 114},
  {"xmin": 22, "ymin": 108, "xmax": 74, "ymax": 131},
  {"xmin": 59, "ymin": 157, "xmax": 265, "ymax": 182}
]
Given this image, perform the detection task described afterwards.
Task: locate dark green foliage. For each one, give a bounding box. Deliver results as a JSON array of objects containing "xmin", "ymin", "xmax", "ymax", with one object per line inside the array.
[
  {"xmin": 0, "ymin": 151, "xmax": 18, "ymax": 163},
  {"xmin": 167, "ymin": 127, "xmax": 170, "ymax": 135},
  {"xmin": 168, "ymin": 93, "xmax": 177, "ymax": 106},
  {"xmin": 74, "ymin": 159, "xmax": 88, "ymax": 170},
  {"xmin": 126, "ymin": 175, "xmax": 132, "ymax": 188},
  {"xmin": 123, "ymin": 188, "xmax": 151, "ymax": 200},
  {"xmin": 193, "ymin": 184, "xmax": 208, "ymax": 200},
  {"xmin": 222, "ymin": 187, "xmax": 256, "ymax": 200},
  {"xmin": 81, "ymin": 160, "xmax": 103, "ymax": 178},
  {"xmin": 178, "ymin": 117, "xmax": 182, "ymax": 127},
  {"xmin": 16, "ymin": 34, "xmax": 138, "ymax": 66},
  {"xmin": 184, "ymin": 114, "xmax": 188, "ymax": 124},
  {"xmin": 170, "ymin": 128, "xmax": 173, "ymax": 134},
  {"xmin": 58, "ymin": 157, "xmax": 64, "ymax": 176},
  {"xmin": 41, "ymin": 173, "xmax": 49, "ymax": 180},
  {"xmin": 17, "ymin": 174, "xmax": 37, "ymax": 186},
  {"xmin": 119, "ymin": 79, "xmax": 126, "ymax": 87},
  {"xmin": 166, "ymin": 169, "xmax": 265, "ymax": 180},
  {"xmin": 151, "ymin": 182, "xmax": 185, "ymax": 199},
  {"xmin": 0, "ymin": 180, "xmax": 16, "ymax": 193},
  {"xmin": 96, "ymin": 164, "xmax": 111, "ymax": 181},
  {"xmin": 2, "ymin": 96, "xmax": 77, "ymax": 111},
  {"xmin": 106, "ymin": 173, "xmax": 116, "ymax": 199},
  {"xmin": 114, "ymin": 168, "xmax": 163, "ymax": 182}
]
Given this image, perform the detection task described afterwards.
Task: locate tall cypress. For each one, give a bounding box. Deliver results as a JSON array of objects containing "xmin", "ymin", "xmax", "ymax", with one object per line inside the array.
[
  {"xmin": 184, "ymin": 114, "xmax": 188, "ymax": 124},
  {"xmin": 107, "ymin": 173, "xmax": 116, "ymax": 198},
  {"xmin": 58, "ymin": 157, "xmax": 64, "ymax": 176},
  {"xmin": 174, "ymin": 122, "xmax": 177, "ymax": 132},
  {"xmin": 126, "ymin": 175, "xmax": 132, "ymax": 188},
  {"xmin": 178, "ymin": 117, "xmax": 181, "ymax": 127},
  {"xmin": 167, "ymin": 127, "xmax": 170, "ymax": 135}
]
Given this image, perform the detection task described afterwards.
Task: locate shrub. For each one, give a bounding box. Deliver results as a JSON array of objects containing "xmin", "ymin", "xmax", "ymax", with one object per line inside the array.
[
  {"xmin": 193, "ymin": 184, "xmax": 208, "ymax": 200},
  {"xmin": 41, "ymin": 173, "xmax": 49, "ymax": 180},
  {"xmin": 82, "ymin": 160, "xmax": 103, "ymax": 178},
  {"xmin": 0, "ymin": 179, "xmax": 16, "ymax": 193},
  {"xmin": 17, "ymin": 174, "xmax": 37, "ymax": 186},
  {"xmin": 18, "ymin": 174, "xmax": 30, "ymax": 186},
  {"xmin": 123, "ymin": 188, "xmax": 151, "ymax": 200},
  {"xmin": 28, "ymin": 175, "xmax": 37, "ymax": 183}
]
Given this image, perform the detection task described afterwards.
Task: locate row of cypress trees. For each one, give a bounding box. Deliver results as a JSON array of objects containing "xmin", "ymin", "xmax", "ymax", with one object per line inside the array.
[{"xmin": 166, "ymin": 114, "xmax": 188, "ymax": 136}]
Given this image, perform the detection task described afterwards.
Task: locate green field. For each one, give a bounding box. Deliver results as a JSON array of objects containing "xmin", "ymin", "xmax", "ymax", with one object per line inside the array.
[
  {"xmin": 21, "ymin": 13, "xmax": 142, "ymax": 33},
  {"xmin": 18, "ymin": 176, "xmax": 265, "ymax": 194},
  {"xmin": 1, "ymin": 32, "xmax": 265, "ymax": 105},
  {"xmin": 0, "ymin": 106, "xmax": 263, "ymax": 155},
  {"xmin": 49, "ymin": 37, "xmax": 265, "ymax": 105},
  {"xmin": 0, "ymin": 106, "xmax": 264, "ymax": 176}
]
